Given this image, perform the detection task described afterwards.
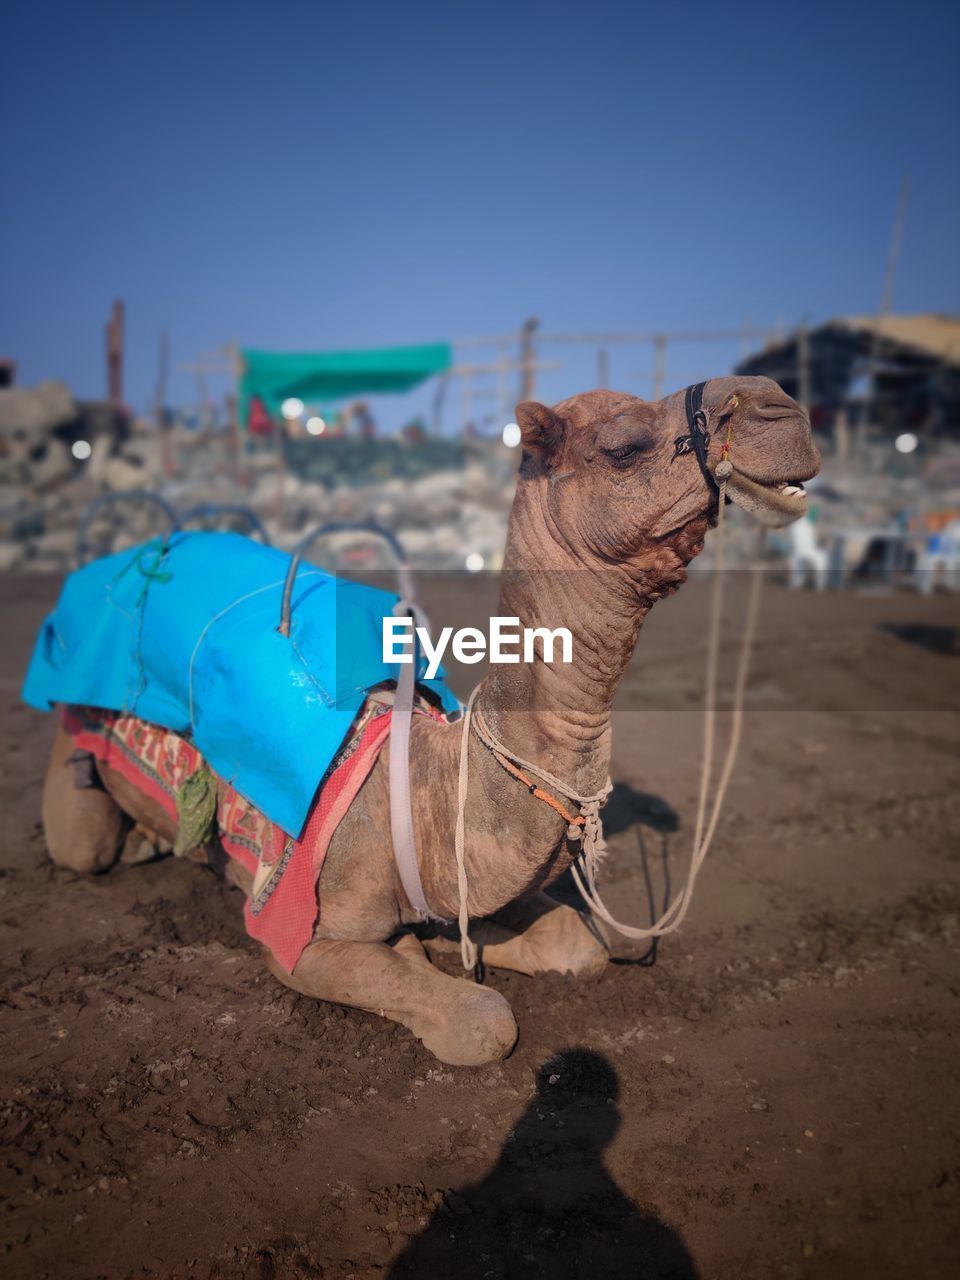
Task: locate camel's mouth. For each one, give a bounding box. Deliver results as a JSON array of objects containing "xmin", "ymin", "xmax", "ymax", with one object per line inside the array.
[{"xmin": 723, "ymin": 467, "xmax": 810, "ymax": 527}]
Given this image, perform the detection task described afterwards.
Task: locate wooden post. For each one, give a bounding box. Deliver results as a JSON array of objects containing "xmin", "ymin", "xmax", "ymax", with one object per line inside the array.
[
  {"xmin": 879, "ymin": 177, "xmax": 910, "ymax": 319},
  {"xmin": 274, "ymin": 419, "xmax": 287, "ymax": 527},
  {"xmin": 226, "ymin": 392, "xmax": 244, "ymax": 484},
  {"xmin": 497, "ymin": 339, "xmax": 509, "ymax": 424},
  {"xmin": 154, "ymin": 331, "xmax": 175, "ymax": 477},
  {"xmin": 866, "ymin": 176, "xmax": 911, "ymax": 435},
  {"xmin": 228, "ymin": 342, "xmax": 248, "ymax": 486},
  {"xmin": 106, "ymin": 299, "xmax": 124, "ymax": 404},
  {"xmin": 460, "ymin": 371, "xmax": 473, "ymax": 436},
  {"xmin": 520, "ymin": 317, "xmax": 539, "ymax": 400},
  {"xmin": 153, "ymin": 331, "xmax": 169, "ymax": 423},
  {"xmin": 431, "ymin": 374, "xmax": 448, "ymax": 434},
  {"xmin": 596, "ymin": 347, "xmax": 609, "ymax": 388}
]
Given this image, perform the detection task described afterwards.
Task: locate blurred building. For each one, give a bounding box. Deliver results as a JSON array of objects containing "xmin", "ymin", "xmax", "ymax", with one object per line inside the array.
[{"xmin": 735, "ymin": 314, "xmax": 960, "ymax": 450}]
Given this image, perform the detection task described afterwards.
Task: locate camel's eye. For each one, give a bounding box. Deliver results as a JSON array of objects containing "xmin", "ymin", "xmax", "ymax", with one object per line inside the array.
[
  {"xmin": 602, "ymin": 416, "xmax": 656, "ymax": 467},
  {"xmin": 602, "ymin": 440, "xmax": 647, "ymax": 468}
]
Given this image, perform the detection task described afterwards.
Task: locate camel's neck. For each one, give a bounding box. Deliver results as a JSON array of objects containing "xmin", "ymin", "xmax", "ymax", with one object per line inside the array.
[
  {"xmin": 478, "ymin": 484, "xmax": 652, "ymax": 797},
  {"xmin": 408, "ymin": 481, "xmax": 706, "ymax": 920}
]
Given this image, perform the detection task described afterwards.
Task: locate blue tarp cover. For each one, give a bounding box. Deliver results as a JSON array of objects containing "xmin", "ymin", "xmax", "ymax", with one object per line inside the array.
[{"xmin": 22, "ymin": 532, "xmax": 457, "ymax": 837}]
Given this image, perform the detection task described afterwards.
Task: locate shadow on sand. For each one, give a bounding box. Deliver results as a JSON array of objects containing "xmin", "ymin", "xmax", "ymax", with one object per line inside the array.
[
  {"xmin": 880, "ymin": 621, "xmax": 959, "ymax": 656},
  {"xmin": 389, "ymin": 1049, "xmax": 698, "ymax": 1280},
  {"xmin": 602, "ymin": 782, "xmax": 680, "ymax": 838}
]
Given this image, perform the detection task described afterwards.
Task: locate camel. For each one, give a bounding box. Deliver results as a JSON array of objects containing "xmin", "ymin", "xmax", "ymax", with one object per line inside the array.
[{"xmin": 41, "ymin": 376, "xmax": 820, "ymax": 1065}]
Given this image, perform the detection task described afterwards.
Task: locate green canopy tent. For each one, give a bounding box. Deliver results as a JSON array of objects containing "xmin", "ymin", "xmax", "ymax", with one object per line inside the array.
[{"xmin": 237, "ymin": 342, "xmax": 453, "ymax": 428}]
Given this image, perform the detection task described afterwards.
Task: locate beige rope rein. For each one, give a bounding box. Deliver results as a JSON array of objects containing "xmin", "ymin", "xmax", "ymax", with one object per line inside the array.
[{"xmin": 452, "ymin": 474, "xmax": 763, "ymax": 966}]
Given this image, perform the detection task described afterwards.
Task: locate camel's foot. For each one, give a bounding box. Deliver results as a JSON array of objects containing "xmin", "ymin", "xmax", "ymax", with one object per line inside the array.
[
  {"xmin": 426, "ymin": 891, "xmax": 609, "ymax": 980},
  {"xmin": 119, "ymin": 822, "xmax": 174, "ymax": 865},
  {"xmin": 42, "ymin": 724, "xmax": 127, "ymax": 873},
  {"xmin": 265, "ymin": 934, "xmax": 518, "ymax": 1067}
]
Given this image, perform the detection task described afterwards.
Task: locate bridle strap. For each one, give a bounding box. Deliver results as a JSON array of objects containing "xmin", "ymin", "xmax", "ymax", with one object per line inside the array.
[{"xmin": 674, "ymin": 381, "xmax": 720, "ymax": 497}]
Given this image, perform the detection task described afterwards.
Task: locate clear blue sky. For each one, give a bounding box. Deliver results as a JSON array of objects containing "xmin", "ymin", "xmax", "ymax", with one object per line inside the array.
[{"xmin": 3, "ymin": 0, "xmax": 958, "ymax": 429}]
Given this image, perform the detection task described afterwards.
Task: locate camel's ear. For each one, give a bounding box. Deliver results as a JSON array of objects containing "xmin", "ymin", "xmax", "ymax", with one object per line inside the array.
[{"xmin": 515, "ymin": 401, "xmax": 564, "ymax": 458}]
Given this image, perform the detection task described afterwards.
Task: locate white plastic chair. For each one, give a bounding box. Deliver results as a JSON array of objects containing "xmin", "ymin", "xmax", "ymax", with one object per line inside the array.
[
  {"xmin": 788, "ymin": 516, "xmax": 828, "ymax": 590},
  {"xmin": 916, "ymin": 520, "xmax": 960, "ymax": 594}
]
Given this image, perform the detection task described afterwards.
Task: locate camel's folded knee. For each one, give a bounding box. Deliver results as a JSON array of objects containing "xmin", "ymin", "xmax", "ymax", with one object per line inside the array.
[
  {"xmin": 42, "ymin": 726, "xmax": 127, "ymax": 874},
  {"xmin": 265, "ymin": 934, "xmax": 519, "ymax": 1067},
  {"xmin": 44, "ymin": 796, "xmax": 127, "ymax": 873},
  {"xmin": 411, "ymin": 981, "xmax": 519, "ymax": 1067}
]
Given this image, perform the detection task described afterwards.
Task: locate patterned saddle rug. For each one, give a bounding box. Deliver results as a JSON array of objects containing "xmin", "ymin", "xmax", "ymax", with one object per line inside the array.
[{"xmin": 63, "ymin": 695, "xmax": 440, "ymax": 973}]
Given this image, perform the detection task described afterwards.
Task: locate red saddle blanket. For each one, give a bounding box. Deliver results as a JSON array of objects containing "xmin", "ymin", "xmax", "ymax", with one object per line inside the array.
[{"xmin": 63, "ymin": 702, "xmax": 394, "ymax": 973}]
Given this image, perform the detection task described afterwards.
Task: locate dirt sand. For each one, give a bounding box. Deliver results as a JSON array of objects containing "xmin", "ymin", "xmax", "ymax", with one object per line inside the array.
[{"xmin": 1, "ymin": 570, "xmax": 958, "ymax": 1279}]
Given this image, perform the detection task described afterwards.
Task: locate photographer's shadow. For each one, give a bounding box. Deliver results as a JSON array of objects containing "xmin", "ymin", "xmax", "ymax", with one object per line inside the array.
[{"xmin": 389, "ymin": 1049, "xmax": 698, "ymax": 1279}]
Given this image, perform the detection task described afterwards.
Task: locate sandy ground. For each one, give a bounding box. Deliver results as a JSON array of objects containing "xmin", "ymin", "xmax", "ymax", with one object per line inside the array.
[{"xmin": 1, "ymin": 569, "xmax": 958, "ymax": 1279}]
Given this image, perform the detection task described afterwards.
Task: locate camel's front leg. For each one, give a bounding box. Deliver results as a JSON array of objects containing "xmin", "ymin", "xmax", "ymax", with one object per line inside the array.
[
  {"xmin": 454, "ymin": 891, "xmax": 608, "ymax": 979},
  {"xmin": 264, "ymin": 934, "xmax": 518, "ymax": 1067}
]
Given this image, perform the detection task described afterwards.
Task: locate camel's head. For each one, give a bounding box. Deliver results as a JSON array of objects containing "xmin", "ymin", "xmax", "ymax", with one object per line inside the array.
[{"xmin": 514, "ymin": 376, "xmax": 821, "ymax": 575}]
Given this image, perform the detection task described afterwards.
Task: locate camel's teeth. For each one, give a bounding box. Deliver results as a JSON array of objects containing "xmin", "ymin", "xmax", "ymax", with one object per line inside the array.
[{"xmin": 780, "ymin": 484, "xmax": 805, "ymax": 497}]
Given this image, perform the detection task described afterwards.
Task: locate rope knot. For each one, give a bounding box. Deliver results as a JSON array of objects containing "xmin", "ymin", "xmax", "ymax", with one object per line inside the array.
[{"xmin": 573, "ymin": 797, "xmax": 607, "ymax": 867}]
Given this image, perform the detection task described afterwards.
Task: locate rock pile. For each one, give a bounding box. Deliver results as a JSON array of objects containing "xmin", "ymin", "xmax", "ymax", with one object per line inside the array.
[
  {"xmin": 1, "ymin": 382, "xmax": 129, "ymax": 570},
  {"xmin": 271, "ymin": 456, "xmax": 514, "ymax": 572},
  {"xmin": 0, "ymin": 379, "xmax": 517, "ymax": 574}
]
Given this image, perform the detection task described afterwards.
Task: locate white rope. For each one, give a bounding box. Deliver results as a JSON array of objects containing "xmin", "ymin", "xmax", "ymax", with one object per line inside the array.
[
  {"xmin": 451, "ymin": 474, "xmax": 763, "ymax": 964},
  {"xmin": 454, "ymin": 686, "xmax": 481, "ymax": 971},
  {"xmin": 568, "ymin": 477, "xmax": 762, "ymax": 939}
]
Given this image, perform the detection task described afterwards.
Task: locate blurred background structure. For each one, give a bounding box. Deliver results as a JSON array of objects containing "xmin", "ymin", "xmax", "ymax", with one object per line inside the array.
[{"xmin": 1, "ymin": 1, "xmax": 958, "ymax": 586}]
